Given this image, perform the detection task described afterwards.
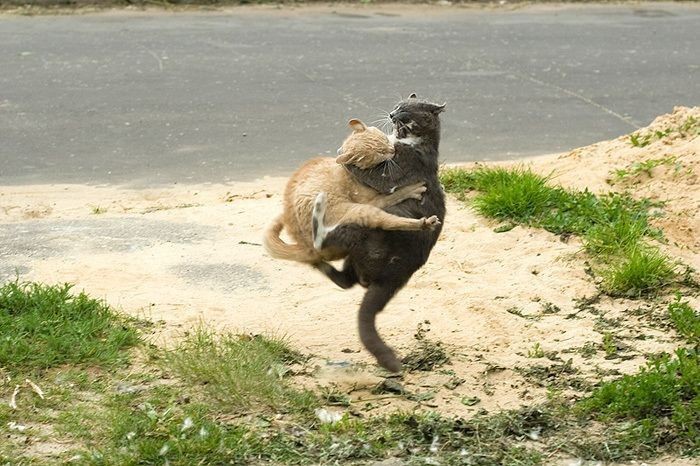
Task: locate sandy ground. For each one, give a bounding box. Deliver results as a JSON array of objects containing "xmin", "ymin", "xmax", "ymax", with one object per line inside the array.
[{"xmin": 1, "ymin": 107, "xmax": 698, "ymax": 424}]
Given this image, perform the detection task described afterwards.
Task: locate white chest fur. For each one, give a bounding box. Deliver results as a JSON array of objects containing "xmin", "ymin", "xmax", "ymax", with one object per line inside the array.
[{"xmin": 388, "ymin": 134, "xmax": 422, "ymax": 146}]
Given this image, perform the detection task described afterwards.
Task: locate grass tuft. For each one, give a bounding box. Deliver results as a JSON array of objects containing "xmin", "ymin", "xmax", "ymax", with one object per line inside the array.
[
  {"xmin": 583, "ymin": 210, "xmax": 651, "ymax": 256},
  {"xmin": 601, "ymin": 247, "xmax": 677, "ymax": 297},
  {"xmin": 0, "ymin": 281, "xmax": 138, "ymax": 371},
  {"xmin": 464, "ymin": 167, "xmax": 555, "ymax": 223},
  {"xmin": 165, "ymin": 327, "xmax": 315, "ymax": 413}
]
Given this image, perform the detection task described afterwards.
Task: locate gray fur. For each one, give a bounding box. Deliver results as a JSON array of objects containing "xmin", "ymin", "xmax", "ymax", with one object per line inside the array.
[{"xmin": 317, "ymin": 95, "xmax": 447, "ymax": 372}]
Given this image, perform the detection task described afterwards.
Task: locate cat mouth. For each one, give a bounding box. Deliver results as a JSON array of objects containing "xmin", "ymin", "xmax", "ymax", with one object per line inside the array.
[{"xmin": 395, "ymin": 123, "xmax": 409, "ymax": 139}]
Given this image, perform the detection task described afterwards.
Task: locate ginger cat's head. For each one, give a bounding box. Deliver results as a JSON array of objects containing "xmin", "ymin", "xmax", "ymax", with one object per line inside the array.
[{"xmin": 336, "ymin": 119, "xmax": 394, "ymax": 170}]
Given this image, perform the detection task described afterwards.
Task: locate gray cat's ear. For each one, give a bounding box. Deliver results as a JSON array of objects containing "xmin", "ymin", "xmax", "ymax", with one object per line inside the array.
[
  {"xmin": 429, "ymin": 103, "xmax": 446, "ymax": 114},
  {"xmin": 348, "ymin": 119, "xmax": 367, "ymax": 132},
  {"xmin": 408, "ymin": 93, "xmax": 417, "ymax": 99}
]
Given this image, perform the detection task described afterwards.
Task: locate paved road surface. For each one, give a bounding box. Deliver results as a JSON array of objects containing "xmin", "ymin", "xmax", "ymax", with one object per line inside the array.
[{"xmin": 1, "ymin": 3, "xmax": 698, "ymax": 186}]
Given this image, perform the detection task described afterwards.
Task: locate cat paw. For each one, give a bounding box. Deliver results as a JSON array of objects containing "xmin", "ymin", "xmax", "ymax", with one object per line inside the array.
[
  {"xmin": 404, "ymin": 182, "xmax": 427, "ymax": 200},
  {"xmin": 421, "ymin": 215, "xmax": 441, "ymax": 230},
  {"xmin": 409, "ymin": 186, "xmax": 428, "ymax": 200}
]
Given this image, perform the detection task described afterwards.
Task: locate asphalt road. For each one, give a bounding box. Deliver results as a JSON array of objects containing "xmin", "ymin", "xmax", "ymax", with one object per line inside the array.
[{"xmin": 1, "ymin": 4, "xmax": 698, "ymax": 186}]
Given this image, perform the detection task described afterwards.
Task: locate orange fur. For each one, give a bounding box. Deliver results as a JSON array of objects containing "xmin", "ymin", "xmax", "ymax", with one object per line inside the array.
[{"xmin": 264, "ymin": 119, "xmax": 436, "ymax": 264}]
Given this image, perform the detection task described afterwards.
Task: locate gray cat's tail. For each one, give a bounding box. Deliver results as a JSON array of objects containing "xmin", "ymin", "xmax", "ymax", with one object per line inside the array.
[
  {"xmin": 263, "ymin": 214, "xmax": 321, "ymax": 264},
  {"xmin": 358, "ymin": 283, "xmax": 402, "ymax": 373}
]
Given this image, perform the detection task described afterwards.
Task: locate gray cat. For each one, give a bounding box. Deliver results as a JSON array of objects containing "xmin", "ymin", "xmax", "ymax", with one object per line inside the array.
[{"xmin": 313, "ymin": 94, "xmax": 447, "ymax": 372}]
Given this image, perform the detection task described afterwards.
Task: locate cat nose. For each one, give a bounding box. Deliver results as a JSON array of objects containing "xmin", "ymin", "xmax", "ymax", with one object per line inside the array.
[{"xmin": 389, "ymin": 112, "xmax": 395, "ymax": 119}]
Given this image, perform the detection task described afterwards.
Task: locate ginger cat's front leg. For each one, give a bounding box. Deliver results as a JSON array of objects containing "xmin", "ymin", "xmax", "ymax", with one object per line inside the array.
[{"xmin": 370, "ymin": 182, "xmax": 426, "ymax": 209}]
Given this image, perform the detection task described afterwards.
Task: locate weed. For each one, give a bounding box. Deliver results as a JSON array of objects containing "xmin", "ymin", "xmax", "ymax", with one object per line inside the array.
[
  {"xmin": 517, "ymin": 359, "xmax": 590, "ymax": 391},
  {"xmin": 602, "ymin": 332, "xmax": 618, "ymax": 358},
  {"xmin": 507, "ymin": 306, "xmax": 529, "ymax": 319},
  {"xmin": 611, "ymin": 156, "xmax": 678, "ymax": 184},
  {"xmin": 319, "ymin": 386, "xmax": 351, "ymax": 407},
  {"xmin": 629, "ymin": 129, "xmax": 671, "ymax": 148},
  {"xmin": 441, "ymin": 167, "xmax": 656, "ymax": 237},
  {"xmin": 165, "ymin": 327, "xmax": 315, "ymax": 413},
  {"xmin": 402, "ymin": 321, "xmax": 450, "ymax": 372},
  {"xmin": 0, "ymin": 281, "xmax": 138, "ymax": 371},
  {"xmin": 678, "ymin": 116, "xmax": 700, "ymax": 137},
  {"xmin": 578, "ymin": 342, "xmax": 598, "ymax": 359},
  {"xmin": 541, "ymin": 302, "xmax": 561, "ymax": 314},
  {"xmin": 576, "ymin": 349, "xmax": 699, "ymax": 456},
  {"xmin": 668, "ymin": 294, "xmax": 699, "ymax": 345},
  {"xmin": 91, "ymin": 205, "xmax": 107, "ymax": 215},
  {"xmin": 630, "ymin": 132, "xmax": 653, "ymax": 147},
  {"xmin": 628, "ymin": 116, "xmax": 698, "ymax": 149},
  {"xmin": 527, "ymin": 343, "xmax": 545, "ymax": 358}
]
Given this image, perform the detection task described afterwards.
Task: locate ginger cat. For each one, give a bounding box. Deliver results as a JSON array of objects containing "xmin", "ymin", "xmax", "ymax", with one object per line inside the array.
[{"xmin": 264, "ymin": 119, "xmax": 440, "ymax": 264}]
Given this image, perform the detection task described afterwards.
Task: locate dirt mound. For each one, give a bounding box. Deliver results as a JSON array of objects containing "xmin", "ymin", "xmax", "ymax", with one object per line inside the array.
[{"xmin": 532, "ymin": 106, "xmax": 699, "ymax": 263}]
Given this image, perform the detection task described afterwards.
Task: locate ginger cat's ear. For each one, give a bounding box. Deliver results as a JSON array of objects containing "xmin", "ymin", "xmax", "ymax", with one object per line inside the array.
[
  {"xmin": 336, "ymin": 151, "xmax": 351, "ymax": 164},
  {"xmin": 348, "ymin": 119, "xmax": 367, "ymax": 132}
]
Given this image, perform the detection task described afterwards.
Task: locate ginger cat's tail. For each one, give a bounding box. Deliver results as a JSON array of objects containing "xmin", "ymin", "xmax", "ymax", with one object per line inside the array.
[{"xmin": 263, "ymin": 214, "xmax": 320, "ymax": 263}]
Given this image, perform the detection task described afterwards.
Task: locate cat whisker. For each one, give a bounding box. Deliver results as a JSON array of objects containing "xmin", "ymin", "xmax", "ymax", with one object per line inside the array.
[
  {"xmin": 382, "ymin": 121, "xmax": 392, "ymax": 134},
  {"xmin": 385, "ymin": 161, "xmax": 394, "ymax": 179},
  {"xmin": 382, "ymin": 158, "xmax": 401, "ymax": 180}
]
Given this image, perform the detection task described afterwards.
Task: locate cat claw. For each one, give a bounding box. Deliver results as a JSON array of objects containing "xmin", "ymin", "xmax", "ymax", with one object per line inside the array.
[{"xmin": 421, "ymin": 215, "xmax": 441, "ymax": 230}]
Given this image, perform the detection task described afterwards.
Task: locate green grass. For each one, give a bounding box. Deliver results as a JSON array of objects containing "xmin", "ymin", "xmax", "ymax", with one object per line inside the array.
[
  {"xmin": 582, "ymin": 210, "xmax": 652, "ymax": 256},
  {"xmin": 0, "ymin": 281, "xmax": 138, "ymax": 371},
  {"xmin": 576, "ymin": 349, "xmax": 699, "ymax": 457},
  {"xmin": 441, "ymin": 166, "xmax": 655, "ymax": 237},
  {"xmin": 611, "ymin": 156, "xmax": 678, "ymax": 183},
  {"xmin": 441, "ymin": 166, "xmax": 677, "ymax": 296},
  {"xmin": 4, "ymin": 283, "xmax": 696, "ymax": 464},
  {"xmin": 629, "ymin": 116, "xmax": 699, "ymax": 148},
  {"xmin": 679, "ymin": 116, "xmax": 700, "ymax": 137},
  {"xmin": 83, "ymin": 399, "xmax": 547, "ymax": 465},
  {"xmin": 669, "ymin": 295, "xmax": 700, "ymax": 345},
  {"xmin": 601, "ymin": 332, "xmax": 617, "ymax": 358},
  {"xmin": 630, "ymin": 129, "xmax": 670, "ymax": 148},
  {"xmin": 80, "ymin": 389, "xmax": 267, "ymax": 465},
  {"xmin": 164, "ymin": 327, "xmax": 316, "ymax": 413},
  {"xmin": 600, "ymin": 247, "xmax": 677, "ymax": 297},
  {"xmin": 527, "ymin": 342, "xmax": 545, "ymax": 358}
]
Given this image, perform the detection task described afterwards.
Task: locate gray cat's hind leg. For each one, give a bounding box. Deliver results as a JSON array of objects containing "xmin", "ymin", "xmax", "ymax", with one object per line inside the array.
[
  {"xmin": 315, "ymin": 260, "xmax": 358, "ymax": 289},
  {"xmin": 312, "ymin": 192, "xmax": 335, "ymax": 250}
]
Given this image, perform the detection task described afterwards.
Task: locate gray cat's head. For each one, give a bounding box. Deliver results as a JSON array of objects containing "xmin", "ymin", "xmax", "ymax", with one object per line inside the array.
[{"xmin": 389, "ymin": 93, "xmax": 446, "ymax": 140}]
